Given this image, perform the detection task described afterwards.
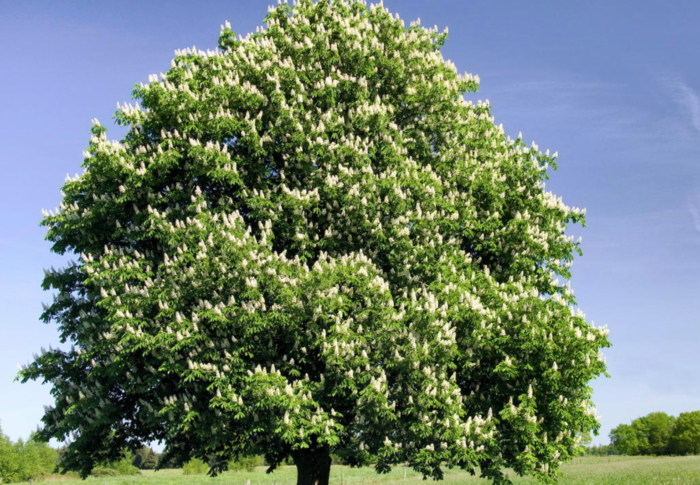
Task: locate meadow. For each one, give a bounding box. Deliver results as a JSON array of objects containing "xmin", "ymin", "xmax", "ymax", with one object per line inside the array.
[{"xmin": 23, "ymin": 455, "xmax": 700, "ymax": 485}]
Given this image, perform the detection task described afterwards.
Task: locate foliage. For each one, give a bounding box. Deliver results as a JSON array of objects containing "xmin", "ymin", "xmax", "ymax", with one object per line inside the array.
[
  {"xmin": 228, "ymin": 454, "xmax": 263, "ymax": 472},
  {"xmin": 13, "ymin": 436, "xmax": 59, "ymax": 481},
  {"xmin": 132, "ymin": 446, "xmax": 148, "ymax": 468},
  {"xmin": 330, "ymin": 452, "xmax": 348, "ymax": 465},
  {"xmin": 609, "ymin": 424, "xmax": 638, "ymax": 455},
  {"xmin": 19, "ymin": 0, "xmax": 610, "ymax": 483},
  {"xmin": 0, "ymin": 425, "xmax": 58, "ymax": 483},
  {"xmin": 182, "ymin": 458, "xmax": 208, "ymax": 475},
  {"xmin": 669, "ymin": 411, "xmax": 700, "ymax": 455},
  {"xmin": 98, "ymin": 453, "xmax": 141, "ymax": 476},
  {"xmin": 141, "ymin": 451, "xmax": 159, "ymax": 469},
  {"xmin": 580, "ymin": 444, "xmax": 616, "ymax": 456},
  {"xmin": 90, "ymin": 466, "xmax": 121, "ymax": 477},
  {"xmin": 133, "ymin": 446, "xmax": 159, "ymax": 469},
  {"xmin": 0, "ymin": 425, "xmax": 19, "ymax": 483},
  {"xmin": 155, "ymin": 452, "xmax": 178, "ymax": 469},
  {"xmin": 641, "ymin": 412, "xmax": 675, "ymax": 455},
  {"xmin": 609, "ymin": 412, "xmax": 676, "ymax": 456}
]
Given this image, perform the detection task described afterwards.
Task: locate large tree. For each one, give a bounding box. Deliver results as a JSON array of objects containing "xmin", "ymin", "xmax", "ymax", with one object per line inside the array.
[{"xmin": 19, "ymin": 0, "xmax": 610, "ymax": 483}]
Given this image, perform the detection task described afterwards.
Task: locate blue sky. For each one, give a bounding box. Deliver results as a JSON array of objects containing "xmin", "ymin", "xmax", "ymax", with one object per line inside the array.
[{"xmin": 1, "ymin": 0, "xmax": 699, "ymax": 447}]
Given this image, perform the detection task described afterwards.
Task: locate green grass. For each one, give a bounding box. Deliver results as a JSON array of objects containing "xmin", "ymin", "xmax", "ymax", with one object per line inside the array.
[{"xmin": 24, "ymin": 455, "xmax": 700, "ymax": 485}]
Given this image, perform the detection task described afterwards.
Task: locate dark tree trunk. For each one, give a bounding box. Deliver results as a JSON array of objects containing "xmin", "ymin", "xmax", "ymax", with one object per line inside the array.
[{"xmin": 292, "ymin": 446, "xmax": 332, "ymax": 485}]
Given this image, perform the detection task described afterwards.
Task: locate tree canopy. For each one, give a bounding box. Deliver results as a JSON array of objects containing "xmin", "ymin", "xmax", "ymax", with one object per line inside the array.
[
  {"xmin": 610, "ymin": 412, "xmax": 676, "ymax": 456},
  {"xmin": 607, "ymin": 411, "xmax": 700, "ymax": 456},
  {"xmin": 669, "ymin": 412, "xmax": 700, "ymax": 455},
  {"xmin": 19, "ymin": 0, "xmax": 610, "ymax": 483}
]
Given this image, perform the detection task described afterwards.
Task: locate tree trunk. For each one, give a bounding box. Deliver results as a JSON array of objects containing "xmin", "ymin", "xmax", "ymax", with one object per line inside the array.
[{"xmin": 292, "ymin": 446, "xmax": 332, "ymax": 485}]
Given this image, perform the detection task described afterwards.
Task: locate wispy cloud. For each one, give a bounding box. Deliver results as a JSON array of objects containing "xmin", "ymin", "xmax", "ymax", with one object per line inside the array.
[
  {"xmin": 486, "ymin": 77, "xmax": 620, "ymax": 96},
  {"xmin": 689, "ymin": 192, "xmax": 700, "ymax": 233},
  {"xmin": 478, "ymin": 73, "xmax": 648, "ymax": 145},
  {"xmin": 660, "ymin": 76, "xmax": 700, "ymax": 234},
  {"xmin": 663, "ymin": 76, "xmax": 700, "ymax": 134}
]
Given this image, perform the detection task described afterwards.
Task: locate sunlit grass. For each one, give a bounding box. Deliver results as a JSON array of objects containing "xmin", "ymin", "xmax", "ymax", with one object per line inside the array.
[{"xmin": 27, "ymin": 455, "xmax": 700, "ymax": 485}]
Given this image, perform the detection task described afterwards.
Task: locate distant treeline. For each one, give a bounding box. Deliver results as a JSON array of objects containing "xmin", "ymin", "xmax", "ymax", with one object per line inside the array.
[
  {"xmin": 67, "ymin": 446, "xmax": 266, "ymax": 476},
  {"xmin": 2, "ymin": 422, "xmax": 169, "ymax": 483},
  {"xmin": 1, "ymin": 418, "xmax": 271, "ymax": 483},
  {"xmin": 6, "ymin": 410, "xmax": 700, "ymax": 481},
  {"xmin": 582, "ymin": 411, "xmax": 700, "ymax": 456}
]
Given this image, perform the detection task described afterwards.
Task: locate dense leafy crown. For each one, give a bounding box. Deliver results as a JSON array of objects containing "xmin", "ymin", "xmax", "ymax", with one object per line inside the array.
[{"xmin": 21, "ymin": 0, "xmax": 610, "ymax": 482}]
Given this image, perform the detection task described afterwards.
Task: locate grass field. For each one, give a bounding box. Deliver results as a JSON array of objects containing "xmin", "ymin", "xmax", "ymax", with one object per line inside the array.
[{"xmin": 25, "ymin": 455, "xmax": 700, "ymax": 485}]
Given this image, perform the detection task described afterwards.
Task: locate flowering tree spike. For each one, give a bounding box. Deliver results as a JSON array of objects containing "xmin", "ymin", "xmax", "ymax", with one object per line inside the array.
[{"xmin": 20, "ymin": 1, "xmax": 609, "ymax": 484}]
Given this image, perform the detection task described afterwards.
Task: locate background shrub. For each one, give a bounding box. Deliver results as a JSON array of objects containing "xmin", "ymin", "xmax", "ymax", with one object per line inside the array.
[
  {"xmin": 228, "ymin": 455, "xmax": 263, "ymax": 472},
  {"xmin": 182, "ymin": 458, "xmax": 208, "ymax": 475},
  {"xmin": 132, "ymin": 446, "xmax": 158, "ymax": 470},
  {"xmin": 0, "ymin": 424, "xmax": 58, "ymax": 483},
  {"xmin": 90, "ymin": 453, "xmax": 140, "ymax": 477},
  {"xmin": 90, "ymin": 466, "xmax": 121, "ymax": 477}
]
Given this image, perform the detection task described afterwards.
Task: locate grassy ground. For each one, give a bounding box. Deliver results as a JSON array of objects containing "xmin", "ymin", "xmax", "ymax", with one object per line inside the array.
[{"xmin": 27, "ymin": 455, "xmax": 700, "ymax": 485}]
